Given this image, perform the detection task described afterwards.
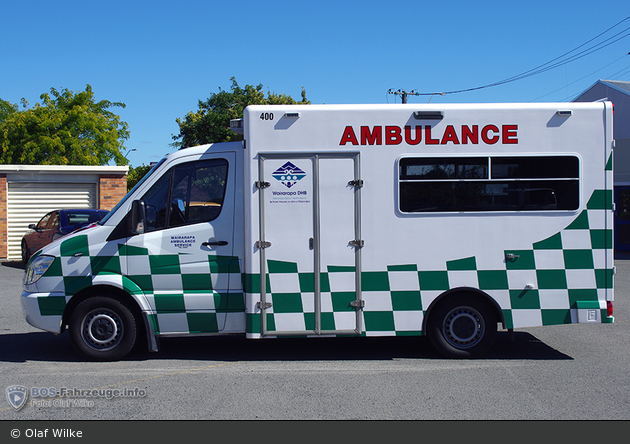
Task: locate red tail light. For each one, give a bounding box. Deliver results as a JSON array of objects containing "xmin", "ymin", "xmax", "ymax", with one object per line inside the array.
[{"xmin": 607, "ymin": 301, "xmax": 613, "ymax": 317}]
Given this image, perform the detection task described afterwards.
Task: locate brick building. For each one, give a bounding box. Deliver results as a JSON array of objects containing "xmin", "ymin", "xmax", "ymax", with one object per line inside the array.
[{"xmin": 0, "ymin": 165, "xmax": 128, "ymax": 261}]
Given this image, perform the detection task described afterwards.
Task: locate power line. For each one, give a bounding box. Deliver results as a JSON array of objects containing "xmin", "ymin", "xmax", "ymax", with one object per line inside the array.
[
  {"xmin": 387, "ymin": 89, "xmax": 421, "ymax": 103},
  {"xmin": 411, "ymin": 16, "xmax": 630, "ymax": 97},
  {"xmin": 387, "ymin": 89, "xmax": 446, "ymax": 103},
  {"xmin": 608, "ymin": 61, "xmax": 630, "ymax": 79},
  {"xmin": 529, "ymin": 53, "xmax": 630, "ymax": 102}
]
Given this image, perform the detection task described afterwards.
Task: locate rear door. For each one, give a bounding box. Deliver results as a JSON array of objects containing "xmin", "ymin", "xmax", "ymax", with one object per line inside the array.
[{"xmin": 257, "ymin": 153, "xmax": 362, "ymax": 336}]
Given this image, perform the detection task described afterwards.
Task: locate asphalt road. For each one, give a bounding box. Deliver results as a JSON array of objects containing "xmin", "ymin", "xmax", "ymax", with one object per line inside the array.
[{"xmin": 0, "ymin": 259, "xmax": 628, "ymax": 421}]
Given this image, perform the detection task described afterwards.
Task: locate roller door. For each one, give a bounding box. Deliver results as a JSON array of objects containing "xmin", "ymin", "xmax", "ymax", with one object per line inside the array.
[{"xmin": 7, "ymin": 182, "xmax": 97, "ymax": 261}]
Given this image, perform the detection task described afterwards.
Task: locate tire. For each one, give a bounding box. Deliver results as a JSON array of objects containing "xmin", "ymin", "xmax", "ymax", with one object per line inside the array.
[
  {"xmin": 427, "ymin": 294, "xmax": 497, "ymax": 358},
  {"xmin": 68, "ymin": 296, "xmax": 137, "ymax": 361},
  {"xmin": 21, "ymin": 240, "xmax": 30, "ymax": 264}
]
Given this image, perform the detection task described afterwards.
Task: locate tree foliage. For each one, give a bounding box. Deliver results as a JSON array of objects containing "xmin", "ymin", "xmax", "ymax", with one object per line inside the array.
[
  {"xmin": 0, "ymin": 85, "xmax": 130, "ymax": 165},
  {"xmin": 172, "ymin": 77, "xmax": 310, "ymax": 148},
  {"xmin": 127, "ymin": 163, "xmax": 153, "ymax": 191},
  {"xmin": 0, "ymin": 98, "xmax": 19, "ymax": 122}
]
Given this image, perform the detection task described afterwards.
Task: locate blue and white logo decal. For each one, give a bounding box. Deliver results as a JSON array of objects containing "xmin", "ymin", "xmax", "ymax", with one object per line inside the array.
[
  {"xmin": 6, "ymin": 385, "xmax": 28, "ymax": 411},
  {"xmin": 272, "ymin": 162, "xmax": 306, "ymax": 188}
]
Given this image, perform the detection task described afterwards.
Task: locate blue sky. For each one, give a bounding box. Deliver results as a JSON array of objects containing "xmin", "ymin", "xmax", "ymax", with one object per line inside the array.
[{"xmin": 1, "ymin": 0, "xmax": 629, "ymax": 166}]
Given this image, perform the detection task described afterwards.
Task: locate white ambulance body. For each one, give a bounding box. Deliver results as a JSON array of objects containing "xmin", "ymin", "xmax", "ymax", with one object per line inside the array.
[{"xmin": 21, "ymin": 103, "xmax": 615, "ymax": 361}]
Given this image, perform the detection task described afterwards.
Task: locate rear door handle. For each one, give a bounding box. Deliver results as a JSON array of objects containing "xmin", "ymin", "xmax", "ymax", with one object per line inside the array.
[{"xmin": 202, "ymin": 240, "xmax": 229, "ymax": 246}]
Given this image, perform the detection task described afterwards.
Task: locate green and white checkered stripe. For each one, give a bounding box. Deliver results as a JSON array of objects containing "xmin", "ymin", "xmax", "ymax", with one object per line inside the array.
[
  {"xmin": 32, "ymin": 184, "xmax": 612, "ymax": 338},
  {"xmin": 34, "ymin": 237, "xmax": 245, "ymax": 335},
  {"xmin": 245, "ymin": 262, "xmax": 424, "ymax": 336},
  {"xmin": 245, "ymin": 188, "xmax": 614, "ymax": 336}
]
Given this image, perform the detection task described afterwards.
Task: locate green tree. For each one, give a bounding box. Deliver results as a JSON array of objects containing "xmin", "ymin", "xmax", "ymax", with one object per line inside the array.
[
  {"xmin": 0, "ymin": 85, "xmax": 130, "ymax": 165},
  {"xmin": 0, "ymin": 98, "xmax": 19, "ymax": 122},
  {"xmin": 127, "ymin": 163, "xmax": 153, "ymax": 191},
  {"xmin": 172, "ymin": 77, "xmax": 310, "ymax": 148}
]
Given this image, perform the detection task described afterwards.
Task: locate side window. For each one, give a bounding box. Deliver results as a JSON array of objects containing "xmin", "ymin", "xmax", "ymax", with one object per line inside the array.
[
  {"xmin": 48, "ymin": 212, "xmax": 60, "ymax": 229},
  {"xmin": 142, "ymin": 172, "xmax": 171, "ymax": 231},
  {"xmin": 141, "ymin": 159, "xmax": 228, "ymax": 232},
  {"xmin": 399, "ymin": 156, "xmax": 579, "ymax": 213},
  {"xmin": 36, "ymin": 213, "xmax": 52, "ymax": 230}
]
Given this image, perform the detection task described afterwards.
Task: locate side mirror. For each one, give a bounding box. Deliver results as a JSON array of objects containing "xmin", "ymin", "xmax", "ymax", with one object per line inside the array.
[{"xmin": 130, "ymin": 200, "xmax": 146, "ymax": 235}]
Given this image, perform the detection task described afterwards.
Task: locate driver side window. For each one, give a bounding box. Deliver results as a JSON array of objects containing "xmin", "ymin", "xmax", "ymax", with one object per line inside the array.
[
  {"xmin": 48, "ymin": 212, "xmax": 60, "ymax": 230},
  {"xmin": 141, "ymin": 159, "xmax": 228, "ymax": 232},
  {"xmin": 36, "ymin": 213, "xmax": 53, "ymax": 230}
]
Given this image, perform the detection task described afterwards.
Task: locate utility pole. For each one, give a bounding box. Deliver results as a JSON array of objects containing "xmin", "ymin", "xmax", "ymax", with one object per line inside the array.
[{"xmin": 388, "ymin": 89, "xmax": 421, "ymax": 103}]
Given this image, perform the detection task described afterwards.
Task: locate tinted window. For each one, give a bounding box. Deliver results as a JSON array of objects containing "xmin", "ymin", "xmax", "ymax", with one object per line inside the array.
[
  {"xmin": 491, "ymin": 156, "xmax": 579, "ymax": 179},
  {"xmin": 400, "ymin": 158, "xmax": 488, "ymax": 180},
  {"xmin": 399, "ymin": 156, "xmax": 579, "ymax": 213}
]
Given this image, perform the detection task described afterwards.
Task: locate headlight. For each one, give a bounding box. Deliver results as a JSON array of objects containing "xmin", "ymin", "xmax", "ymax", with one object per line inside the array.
[{"xmin": 24, "ymin": 255, "xmax": 55, "ymax": 285}]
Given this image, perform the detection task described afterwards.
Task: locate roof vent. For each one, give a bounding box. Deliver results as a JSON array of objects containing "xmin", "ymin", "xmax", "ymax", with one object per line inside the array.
[
  {"xmin": 413, "ymin": 111, "xmax": 444, "ymax": 120},
  {"xmin": 230, "ymin": 119, "xmax": 244, "ymax": 134}
]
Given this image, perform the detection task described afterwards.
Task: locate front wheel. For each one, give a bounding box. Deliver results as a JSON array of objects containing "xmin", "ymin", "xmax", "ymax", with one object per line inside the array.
[
  {"xmin": 427, "ymin": 294, "xmax": 497, "ymax": 358},
  {"xmin": 68, "ymin": 296, "xmax": 137, "ymax": 361}
]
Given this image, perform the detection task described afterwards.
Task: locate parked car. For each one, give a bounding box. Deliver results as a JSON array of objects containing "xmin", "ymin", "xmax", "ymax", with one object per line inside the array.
[{"xmin": 21, "ymin": 209, "xmax": 109, "ymax": 263}]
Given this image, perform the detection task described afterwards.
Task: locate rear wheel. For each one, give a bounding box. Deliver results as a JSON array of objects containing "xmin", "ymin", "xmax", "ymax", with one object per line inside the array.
[
  {"xmin": 427, "ymin": 294, "xmax": 497, "ymax": 358},
  {"xmin": 68, "ymin": 296, "xmax": 137, "ymax": 361}
]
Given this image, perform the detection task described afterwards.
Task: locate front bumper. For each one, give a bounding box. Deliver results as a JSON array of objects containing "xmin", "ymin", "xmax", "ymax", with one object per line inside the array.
[{"xmin": 21, "ymin": 291, "xmax": 65, "ymax": 334}]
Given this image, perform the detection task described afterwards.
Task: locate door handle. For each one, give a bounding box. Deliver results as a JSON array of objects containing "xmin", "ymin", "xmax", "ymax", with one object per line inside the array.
[{"xmin": 202, "ymin": 240, "xmax": 229, "ymax": 247}]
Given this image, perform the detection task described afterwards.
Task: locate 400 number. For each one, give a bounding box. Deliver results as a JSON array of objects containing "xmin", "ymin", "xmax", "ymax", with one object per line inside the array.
[{"xmin": 260, "ymin": 112, "xmax": 274, "ymax": 121}]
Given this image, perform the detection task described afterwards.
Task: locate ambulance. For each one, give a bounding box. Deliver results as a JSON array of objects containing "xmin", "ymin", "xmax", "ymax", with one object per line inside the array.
[{"xmin": 21, "ymin": 103, "xmax": 615, "ymax": 361}]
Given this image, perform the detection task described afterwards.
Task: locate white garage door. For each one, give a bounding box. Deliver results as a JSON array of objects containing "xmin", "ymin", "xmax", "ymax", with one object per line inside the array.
[{"xmin": 7, "ymin": 182, "xmax": 97, "ymax": 261}]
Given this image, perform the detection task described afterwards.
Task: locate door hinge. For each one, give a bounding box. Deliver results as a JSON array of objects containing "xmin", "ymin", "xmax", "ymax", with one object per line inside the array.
[
  {"xmin": 256, "ymin": 240, "xmax": 272, "ymax": 249},
  {"xmin": 255, "ymin": 181, "xmax": 271, "ymax": 189},
  {"xmin": 348, "ymin": 179, "xmax": 364, "ymax": 188},
  {"xmin": 257, "ymin": 301, "xmax": 272, "ymax": 310},
  {"xmin": 349, "ymin": 239, "xmax": 364, "ymax": 248},
  {"xmin": 349, "ymin": 300, "xmax": 365, "ymax": 308}
]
